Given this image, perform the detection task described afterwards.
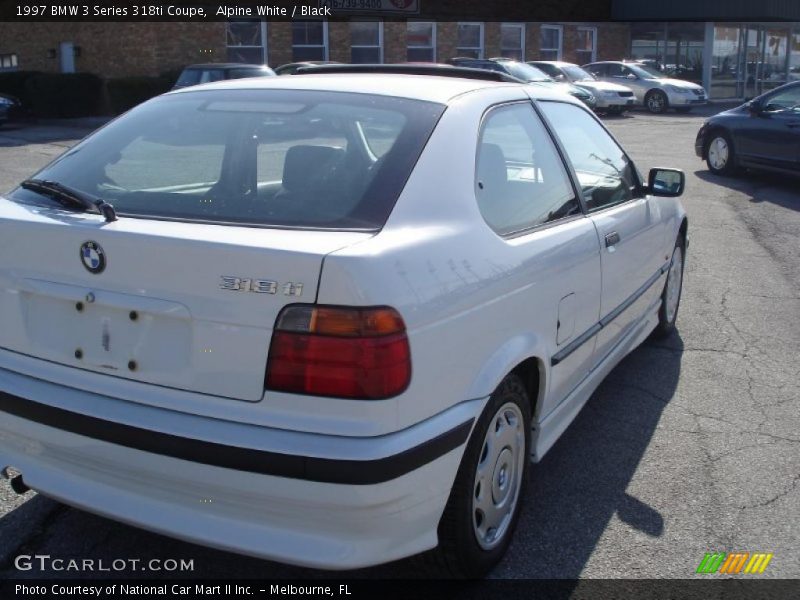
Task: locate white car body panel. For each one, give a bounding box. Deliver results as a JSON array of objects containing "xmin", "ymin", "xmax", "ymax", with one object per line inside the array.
[
  {"xmin": 0, "ymin": 199, "xmax": 370, "ymax": 401},
  {"xmin": 0, "ymin": 73, "xmax": 687, "ymax": 569}
]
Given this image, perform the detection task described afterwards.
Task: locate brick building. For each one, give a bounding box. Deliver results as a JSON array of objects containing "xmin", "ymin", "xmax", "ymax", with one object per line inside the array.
[{"xmin": 0, "ymin": 20, "xmax": 631, "ymax": 79}]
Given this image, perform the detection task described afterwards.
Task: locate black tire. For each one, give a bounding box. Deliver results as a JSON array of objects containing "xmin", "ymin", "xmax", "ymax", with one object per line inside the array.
[
  {"xmin": 705, "ymin": 130, "xmax": 737, "ymax": 176},
  {"xmin": 653, "ymin": 234, "xmax": 686, "ymax": 338},
  {"xmin": 607, "ymin": 106, "xmax": 624, "ymax": 115},
  {"xmin": 675, "ymin": 106, "xmax": 692, "ymax": 113},
  {"xmin": 645, "ymin": 89, "xmax": 669, "ymax": 114},
  {"xmin": 430, "ymin": 373, "xmax": 531, "ymax": 578}
]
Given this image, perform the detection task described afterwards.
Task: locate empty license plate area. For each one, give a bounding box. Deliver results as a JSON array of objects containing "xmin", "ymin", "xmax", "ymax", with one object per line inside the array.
[{"xmin": 22, "ymin": 284, "xmax": 191, "ymax": 376}]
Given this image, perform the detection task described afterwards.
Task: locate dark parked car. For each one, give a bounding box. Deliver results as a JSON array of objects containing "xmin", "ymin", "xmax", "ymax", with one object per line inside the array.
[
  {"xmin": 447, "ymin": 57, "xmax": 596, "ymax": 108},
  {"xmin": 172, "ymin": 63, "xmax": 275, "ymax": 90},
  {"xmin": 695, "ymin": 81, "xmax": 800, "ymax": 176},
  {"xmin": 274, "ymin": 61, "xmax": 340, "ymax": 75},
  {"xmin": 0, "ymin": 94, "xmax": 22, "ymax": 128}
]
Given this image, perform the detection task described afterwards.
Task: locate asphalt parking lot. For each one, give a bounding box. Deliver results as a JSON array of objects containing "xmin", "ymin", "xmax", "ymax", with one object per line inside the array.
[{"xmin": 0, "ymin": 105, "xmax": 798, "ymax": 580}]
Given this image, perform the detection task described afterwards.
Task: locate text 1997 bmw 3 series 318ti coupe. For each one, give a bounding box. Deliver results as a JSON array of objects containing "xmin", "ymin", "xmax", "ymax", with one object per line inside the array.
[{"xmin": 0, "ymin": 65, "xmax": 687, "ymax": 577}]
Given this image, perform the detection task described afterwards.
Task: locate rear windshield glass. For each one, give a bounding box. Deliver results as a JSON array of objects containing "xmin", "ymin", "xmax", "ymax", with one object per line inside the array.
[{"xmin": 11, "ymin": 89, "xmax": 444, "ymax": 230}]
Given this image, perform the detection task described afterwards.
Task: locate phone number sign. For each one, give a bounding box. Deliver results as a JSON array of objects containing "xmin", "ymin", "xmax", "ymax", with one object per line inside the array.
[{"xmin": 319, "ymin": 0, "xmax": 419, "ymax": 13}]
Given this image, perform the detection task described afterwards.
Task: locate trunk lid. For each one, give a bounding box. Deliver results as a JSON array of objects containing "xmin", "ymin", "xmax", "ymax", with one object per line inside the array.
[{"xmin": 0, "ymin": 198, "xmax": 371, "ymax": 401}]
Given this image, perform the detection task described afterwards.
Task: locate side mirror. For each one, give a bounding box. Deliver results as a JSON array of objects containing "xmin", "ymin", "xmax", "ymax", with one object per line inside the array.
[
  {"xmin": 626, "ymin": 73, "xmax": 637, "ymax": 80},
  {"xmin": 554, "ymin": 74, "xmax": 566, "ymax": 81},
  {"xmin": 647, "ymin": 168, "xmax": 685, "ymax": 197}
]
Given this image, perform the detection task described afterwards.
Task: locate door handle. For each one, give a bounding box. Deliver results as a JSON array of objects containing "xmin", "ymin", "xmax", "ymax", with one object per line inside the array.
[
  {"xmin": 786, "ymin": 122, "xmax": 800, "ymax": 128},
  {"xmin": 605, "ymin": 232, "xmax": 621, "ymax": 247}
]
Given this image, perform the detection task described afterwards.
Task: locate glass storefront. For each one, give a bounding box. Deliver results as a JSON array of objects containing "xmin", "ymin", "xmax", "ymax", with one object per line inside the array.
[
  {"xmin": 711, "ymin": 25, "xmax": 742, "ymax": 99},
  {"xmin": 792, "ymin": 31, "xmax": 800, "ymax": 81},
  {"xmin": 630, "ymin": 22, "xmax": 704, "ymax": 85},
  {"xmin": 632, "ymin": 22, "xmax": 800, "ymax": 100}
]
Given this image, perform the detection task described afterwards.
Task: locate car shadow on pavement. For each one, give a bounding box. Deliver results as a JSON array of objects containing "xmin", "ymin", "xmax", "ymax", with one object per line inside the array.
[
  {"xmin": 695, "ymin": 169, "xmax": 800, "ymax": 212},
  {"xmin": 0, "ymin": 333, "xmax": 684, "ymax": 581}
]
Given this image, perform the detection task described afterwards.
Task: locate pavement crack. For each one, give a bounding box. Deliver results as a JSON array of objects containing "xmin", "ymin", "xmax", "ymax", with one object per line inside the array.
[{"xmin": 738, "ymin": 473, "xmax": 800, "ymax": 511}]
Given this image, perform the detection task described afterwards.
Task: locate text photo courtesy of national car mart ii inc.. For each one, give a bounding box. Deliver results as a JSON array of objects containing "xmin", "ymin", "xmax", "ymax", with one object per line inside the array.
[{"xmin": 13, "ymin": 584, "xmax": 357, "ymax": 596}]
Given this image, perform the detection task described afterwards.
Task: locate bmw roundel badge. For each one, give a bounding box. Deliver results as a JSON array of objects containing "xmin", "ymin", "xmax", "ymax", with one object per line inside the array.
[{"xmin": 80, "ymin": 241, "xmax": 106, "ymax": 274}]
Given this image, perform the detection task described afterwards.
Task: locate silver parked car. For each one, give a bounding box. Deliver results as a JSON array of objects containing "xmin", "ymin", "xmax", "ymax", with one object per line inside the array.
[
  {"xmin": 530, "ymin": 61, "xmax": 635, "ymax": 114},
  {"xmin": 583, "ymin": 61, "xmax": 707, "ymax": 114}
]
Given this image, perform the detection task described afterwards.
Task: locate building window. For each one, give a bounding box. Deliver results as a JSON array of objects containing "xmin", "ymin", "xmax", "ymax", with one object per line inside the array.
[
  {"xmin": 500, "ymin": 23, "xmax": 525, "ymax": 60},
  {"xmin": 576, "ymin": 27, "xmax": 597, "ymax": 64},
  {"xmin": 0, "ymin": 53, "xmax": 18, "ymax": 70},
  {"xmin": 407, "ymin": 21, "xmax": 436, "ymax": 62},
  {"xmin": 227, "ymin": 20, "xmax": 267, "ymax": 64},
  {"xmin": 351, "ymin": 21, "xmax": 383, "ymax": 63},
  {"xmin": 292, "ymin": 21, "xmax": 328, "ymax": 61},
  {"xmin": 540, "ymin": 25, "xmax": 563, "ymax": 61},
  {"xmin": 457, "ymin": 22, "xmax": 484, "ymax": 58}
]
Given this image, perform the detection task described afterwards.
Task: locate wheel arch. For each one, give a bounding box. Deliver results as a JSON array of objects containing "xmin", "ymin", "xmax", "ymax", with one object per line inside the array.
[
  {"xmin": 678, "ymin": 215, "xmax": 688, "ymax": 243},
  {"xmin": 509, "ymin": 357, "xmax": 544, "ymax": 421},
  {"xmin": 465, "ymin": 334, "xmax": 548, "ymax": 422}
]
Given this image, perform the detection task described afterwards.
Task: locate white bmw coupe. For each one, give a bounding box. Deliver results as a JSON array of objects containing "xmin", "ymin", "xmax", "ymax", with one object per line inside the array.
[{"xmin": 0, "ymin": 65, "xmax": 687, "ymax": 577}]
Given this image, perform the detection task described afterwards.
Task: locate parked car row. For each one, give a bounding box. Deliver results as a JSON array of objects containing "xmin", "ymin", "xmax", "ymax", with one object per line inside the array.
[{"xmin": 172, "ymin": 57, "xmax": 708, "ymax": 116}]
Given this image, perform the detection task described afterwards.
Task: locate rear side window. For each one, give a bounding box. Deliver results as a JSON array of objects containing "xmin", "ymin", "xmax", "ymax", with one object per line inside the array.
[
  {"xmin": 11, "ymin": 90, "xmax": 444, "ymax": 230},
  {"xmin": 475, "ymin": 103, "xmax": 579, "ymax": 236},
  {"xmin": 175, "ymin": 69, "xmax": 225, "ymax": 87},
  {"xmin": 539, "ymin": 101, "xmax": 639, "ymax": 211}
]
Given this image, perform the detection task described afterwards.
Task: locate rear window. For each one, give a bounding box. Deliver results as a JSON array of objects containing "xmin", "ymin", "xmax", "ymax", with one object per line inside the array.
[{"xmin": 11, "ymin": 89, "xmax": 445, "ymax": 230}]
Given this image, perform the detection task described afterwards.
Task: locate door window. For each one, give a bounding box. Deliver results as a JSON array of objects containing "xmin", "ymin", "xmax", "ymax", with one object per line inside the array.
[
  {"xmin": 475, "ymin": 103, "xmax": 579, "ymax": 235},
  {"xmin": 763, "ymin": 86, "xmax": 800, "ymax": 113},
  {"xmin": 585, "ymin": 63, "xmax": 607, "ymax": 77},
  {"xmin": 606, "ymin": 63, "xmax": 625, "ymax": 78},
  {"xmin": 540, "ymin": 101, "xmax": 640, "ymax": 211}
]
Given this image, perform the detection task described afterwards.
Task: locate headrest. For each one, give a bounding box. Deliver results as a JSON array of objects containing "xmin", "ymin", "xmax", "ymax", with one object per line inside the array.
[
  {"xmin": 282, "ymin": 145, "xmax": 345, "ymax": 191},
  {"xmin": 477, "ymin": 143, "xmax": 507, "ymax": 196}
]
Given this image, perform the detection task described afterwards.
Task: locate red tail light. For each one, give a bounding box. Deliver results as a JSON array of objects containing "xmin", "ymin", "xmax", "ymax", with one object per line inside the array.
[{"xmin": 265, "ymin": 305, "xmax": 411, "ymax": 399}]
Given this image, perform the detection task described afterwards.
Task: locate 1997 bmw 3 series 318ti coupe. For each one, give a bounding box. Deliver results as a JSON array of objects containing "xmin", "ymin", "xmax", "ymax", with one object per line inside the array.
[{"xmin": 0, "ymin": 65, "xmax": 687, "ymax": 577}]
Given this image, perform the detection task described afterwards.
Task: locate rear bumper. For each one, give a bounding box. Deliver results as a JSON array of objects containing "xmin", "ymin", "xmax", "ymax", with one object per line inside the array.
[{"xmin": 0, "ymin": 365, "xmax": 481, "ymax": 569}]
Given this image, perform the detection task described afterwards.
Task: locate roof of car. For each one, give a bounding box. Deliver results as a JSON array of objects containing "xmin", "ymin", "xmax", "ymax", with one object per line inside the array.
[
  {"xmin": 168, "ymin": 71, "xmax": 587, "ymax": 107},
  {"xmin": 183, "ymin": 63, "xmax": 270, "ymax": 70},
  {"xmin": 530, "ymin": 61, "xmax": 576, "ymax": 68},
  {"xmin": 169, "ymin": 72, "xmax": 515, "ymax": 103}
]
